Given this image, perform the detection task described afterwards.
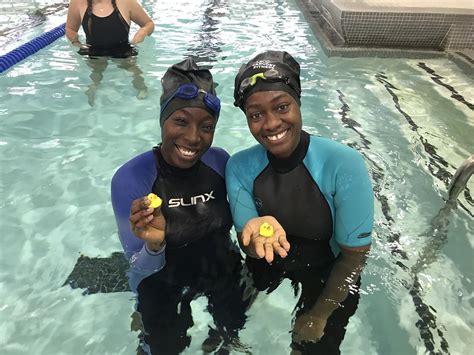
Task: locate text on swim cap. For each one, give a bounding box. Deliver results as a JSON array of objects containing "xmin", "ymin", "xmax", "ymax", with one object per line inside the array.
[{"xmin": 251, "ymin": 60, "xmax": 275, "ymax": 70}]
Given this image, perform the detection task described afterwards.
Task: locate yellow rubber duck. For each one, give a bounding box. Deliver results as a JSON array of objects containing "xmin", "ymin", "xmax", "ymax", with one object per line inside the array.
[
  {"xmin": 147, "ymin": 193, "xmax": 162, "ymax": 209},
  {"xmin": 259, "ymin": 222, "xmax": 274, "ymax": 237}
]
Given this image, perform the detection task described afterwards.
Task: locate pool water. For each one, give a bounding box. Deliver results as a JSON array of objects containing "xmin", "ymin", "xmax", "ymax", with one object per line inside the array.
[
  {"xmin": 0, "ymin": 0, "xmax": 68, "ymax": 55},
  {"xmin": 0, "ymin": 0, "xmax": 473, "ymax": 354}
]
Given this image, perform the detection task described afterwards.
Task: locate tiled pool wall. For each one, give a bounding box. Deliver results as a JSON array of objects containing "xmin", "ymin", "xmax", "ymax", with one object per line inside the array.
[
  {"xmin": 303, "ymin": 0, "xmax": 473, "ymax": 51},
  {"xmin": 341, "ymin": 12, "xmax": 473, "ymax": 50}
]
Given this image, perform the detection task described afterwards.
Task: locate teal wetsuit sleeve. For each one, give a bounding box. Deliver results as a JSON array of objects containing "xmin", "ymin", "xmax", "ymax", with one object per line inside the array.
[
  {"xmin": 333, "ymin": 150, "xmax": 374, "ymax": 247},
  {"xmin": 225, "ymin": 155, "xmax": 259, "ymax": 233}
]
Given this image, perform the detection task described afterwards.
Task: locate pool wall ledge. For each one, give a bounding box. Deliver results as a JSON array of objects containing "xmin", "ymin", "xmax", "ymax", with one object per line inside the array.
[{"xmin": 297, "ymin": 0, "xmax": 474, "ymax": 68}]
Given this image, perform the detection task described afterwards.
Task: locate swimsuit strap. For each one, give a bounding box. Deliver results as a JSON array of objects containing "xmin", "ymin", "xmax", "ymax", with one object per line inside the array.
[
  {"xmin": 111, "ymin": 0, "xmax": 130, "ymax": 31},
  {"xmin": 86, "ymin": 0, "xmax": 93, "ymax": 38}
]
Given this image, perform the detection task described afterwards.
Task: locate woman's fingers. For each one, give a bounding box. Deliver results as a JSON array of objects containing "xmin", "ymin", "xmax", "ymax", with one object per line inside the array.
[
  {"xmin": 254, "ymin": 240, "xmax": 266, "ymax": 259},
  {"xmin": 135, "ymin": 214, "xmax": 154, "ymax": 229},
  {"xmin": 241, "ymin": 216, "xmax": 290, "ymax": 262},
  {"xmin": 275, "ymin": 229, "xmax": 290, "ymax": 252},
  {"xmin": 130, "ymin": 197, "xmax": 154, "ymax": 229},
  {"xmin": 130, "ymin": 207, "xmax": 153, "ymax": 225},
  {"xmin": 264, "ymin": 242, "xmax": 275, "ymax": 263},
  {"xmin": 273, "ymin": 241, "xmax": 288, "ymax": 258},
  {"xmin": 128, "ymin": 196, "xmax": 166, "ymax": 245},
  {"xmin": 130, "ymin": 197, "xmax": 149, "ymax": 214},
  {"xmin": 253, "ymin": 237, "xmax": 278, "ymax": 263},
  {"xmin": 241, "ymin": 223, "xmax": 257, "ymax": 246},
  {"xmin": 130, "ymin": 197, "xmax": 154, "ymax": 232}
]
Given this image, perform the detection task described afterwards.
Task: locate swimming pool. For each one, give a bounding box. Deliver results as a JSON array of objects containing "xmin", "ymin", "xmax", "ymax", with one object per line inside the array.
[{"xmin": 0, "ymin": 0, "xmax": 472, "ymax": 354}]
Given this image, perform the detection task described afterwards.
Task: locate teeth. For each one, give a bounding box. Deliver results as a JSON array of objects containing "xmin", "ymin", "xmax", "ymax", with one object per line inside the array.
[
  {"xmin": 177, "ymin": 146, "xmax": 197, "ymax": 157},
  {"xmin": 267, "ymin": 129, "xmax": 288, "ymax": 141}
]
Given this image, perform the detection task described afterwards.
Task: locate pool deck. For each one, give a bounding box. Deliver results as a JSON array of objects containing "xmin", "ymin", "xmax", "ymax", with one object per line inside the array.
[
  {"xmin": 298, "ymin": 0, "xmax": 474, "ymax": 58},
  {"xmin": 332, "ymin": 0, "xmax": 474, "ymax": 14}
]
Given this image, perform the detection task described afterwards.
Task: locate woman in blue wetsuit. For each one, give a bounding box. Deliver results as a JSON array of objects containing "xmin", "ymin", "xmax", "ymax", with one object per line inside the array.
[
  {"xmin": 111, "ymin": 58, "xmax": 250, "ymax": 355},
  {"xmin": 65, "ymin": 0, "xmax": 155, "ymax": 104},
  {"xmin": 226, "ymin": 51, "xmax": 374, "ymax": 354}
]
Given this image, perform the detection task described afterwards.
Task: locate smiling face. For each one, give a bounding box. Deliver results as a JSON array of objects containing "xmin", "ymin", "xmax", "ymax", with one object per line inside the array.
[
  {"xmin": 244, "ymin": 91, "xmax": 302, "ymax": 158},
  {"xmin": 160, "ymin": 107, "xmax": 216, "ymax": 169}
]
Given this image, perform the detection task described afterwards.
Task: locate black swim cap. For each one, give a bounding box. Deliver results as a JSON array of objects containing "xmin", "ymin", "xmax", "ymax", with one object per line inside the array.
[
  {"xmin": 160, "ymin": 58, "xmax": 219, "ymax": 126},
  {"xmin": 233, "ymin": 50, "xmax": 301, "ymax": 110}
]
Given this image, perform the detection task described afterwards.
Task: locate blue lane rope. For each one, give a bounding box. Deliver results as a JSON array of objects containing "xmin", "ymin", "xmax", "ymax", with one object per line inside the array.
[{"xmin": 0, "ymin": 23, "xmax": 65, "ymax": 74}]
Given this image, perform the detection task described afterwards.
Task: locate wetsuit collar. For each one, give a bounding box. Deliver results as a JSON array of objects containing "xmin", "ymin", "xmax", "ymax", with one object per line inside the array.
[{"xmin": 267, "ymin": 130, "xmax": 309, "ymax": 173}]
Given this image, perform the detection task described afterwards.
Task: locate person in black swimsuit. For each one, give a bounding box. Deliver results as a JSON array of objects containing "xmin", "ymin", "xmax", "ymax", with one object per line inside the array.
[
  {"xmin": 111, "ymin": 58, "xmax": 252, "ymax": 354},
  {"xmin": 65, "ymin": 0, "xmax": 154, "ymax": 104}
]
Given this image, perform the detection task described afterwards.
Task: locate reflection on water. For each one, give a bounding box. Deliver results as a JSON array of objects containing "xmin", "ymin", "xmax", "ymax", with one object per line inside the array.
[
  {"xmin": 185, "ymin": 0, "xmax": 225, "ymax": 65},
  {"xmin": 0, "ymin": 1, "xmax": 68, "ymax": 51}
]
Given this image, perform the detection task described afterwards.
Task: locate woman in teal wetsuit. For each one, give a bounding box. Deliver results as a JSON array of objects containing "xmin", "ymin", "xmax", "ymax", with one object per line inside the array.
[{"xmin": 226, "ymin": 51, "xmax": 374, "ymax": 354}]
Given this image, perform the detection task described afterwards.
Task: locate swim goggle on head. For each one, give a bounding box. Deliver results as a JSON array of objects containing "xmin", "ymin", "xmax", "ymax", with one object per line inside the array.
[
  {"xmin": 236, "ymin": 68, "xmax": 298, "ymax": 106},
  {"xmin": 160, "ymin": 83, "xmax": 221, "ymax": 116}
]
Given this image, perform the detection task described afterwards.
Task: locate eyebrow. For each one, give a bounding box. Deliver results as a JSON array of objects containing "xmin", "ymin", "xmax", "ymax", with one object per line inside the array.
[
  {"xmin": 174, "ymin": 108, "xmax": 214, "ymax": 120},
  {"xmin": 245, "ymin": 93, "xmax": 289, "ymax": 111}
]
